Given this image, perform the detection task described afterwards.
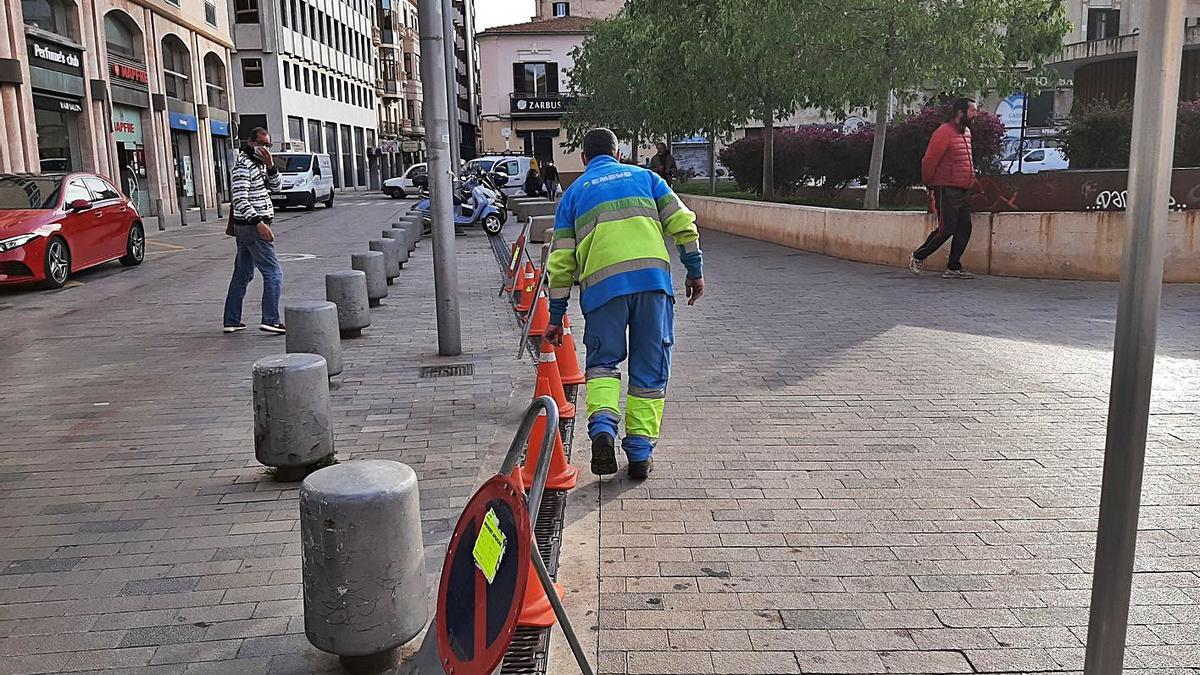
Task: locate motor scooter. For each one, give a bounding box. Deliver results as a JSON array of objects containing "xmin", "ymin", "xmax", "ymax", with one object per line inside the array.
[{"xmin": 414, "ymin": 173, "xmax": 508, "ymax": 236}]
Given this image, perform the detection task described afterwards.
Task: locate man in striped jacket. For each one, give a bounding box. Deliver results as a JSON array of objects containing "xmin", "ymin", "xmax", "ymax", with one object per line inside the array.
[
  {"xmin": 542, "ymin": 128, "xmax": 705, "ymax": 480},
  {"xmin": 223, "ymin": 127, "xmax": 285, "ymax": 334}
]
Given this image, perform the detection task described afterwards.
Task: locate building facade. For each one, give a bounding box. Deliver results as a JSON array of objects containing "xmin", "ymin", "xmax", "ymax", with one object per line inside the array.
[
  {"xmin": 375, "ymin": 0, "xmax": 424, "ymax": 177},
  {"xmin": 450, "ymin": 0, "xmax": 480, "ymax": 160},
  {"xmin": 0, "ymin": 0, "xmax": 236, "ymax": 219},
  {"xmin": 533, "ymin": 0, "xmax": 622, "ymax": 21},
  {"xmin": 231, "ymin": 0, "xmax": 378, "ymax": 190},
  {"xmin": 478, "ymin": 16, "xmax": 595, "ymax": 181}
]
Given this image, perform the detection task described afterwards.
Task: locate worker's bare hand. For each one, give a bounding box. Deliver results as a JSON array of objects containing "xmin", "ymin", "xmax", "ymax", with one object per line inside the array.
[
  {"xmin": 543, "ymin": 324, "xmax": 564, "ymax": 346},
  {"xmin": 685, "ymin": 277, "xmax": 705, "ymax": 305}
]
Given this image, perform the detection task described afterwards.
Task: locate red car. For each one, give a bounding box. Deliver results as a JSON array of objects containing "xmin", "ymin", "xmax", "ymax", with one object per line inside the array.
[{"xmin": 0, "ymin": 172, "xmax": 145, "ymax": 288}]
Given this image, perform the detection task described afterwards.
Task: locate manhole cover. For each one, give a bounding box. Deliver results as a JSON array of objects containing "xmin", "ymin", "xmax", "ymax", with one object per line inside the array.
[{"xmin": 420, "ymin": 364, "xmax": 475, "ymax": 378}]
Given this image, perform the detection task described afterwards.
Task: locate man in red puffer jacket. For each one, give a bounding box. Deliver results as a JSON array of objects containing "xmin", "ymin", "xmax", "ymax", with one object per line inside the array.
[{"xmin": 908, "ymin": 97, "xmax": 979, "ymax": 279}]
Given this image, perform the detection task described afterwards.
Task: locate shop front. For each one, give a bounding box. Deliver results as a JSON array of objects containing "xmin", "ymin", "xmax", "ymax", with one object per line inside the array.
[
  {"xmin": 210, "ymin": 118, "xmax": 233, "ymax": 203},
  {"xmin": 109, "ymin": 59, "xmax": 152, "ymax": 213},
  {"xmin": 27, "ymin": 36, "xmax": 86, "ymax": 172},
  {"xmin": 169, "ymin": 111, "xmax": 199, "ymax": 208}
]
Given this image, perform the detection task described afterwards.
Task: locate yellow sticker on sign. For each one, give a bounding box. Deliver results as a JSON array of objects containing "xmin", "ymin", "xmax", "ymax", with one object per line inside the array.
[{"xmin": 473, "ymin": 507, "xmax": 507, "ymax": 584}]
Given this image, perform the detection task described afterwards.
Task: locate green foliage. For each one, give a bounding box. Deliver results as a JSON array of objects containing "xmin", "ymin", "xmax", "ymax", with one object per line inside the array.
[{"xmin": 1060, "ymin": 99, "xmax": 1200, "ymax": 169}]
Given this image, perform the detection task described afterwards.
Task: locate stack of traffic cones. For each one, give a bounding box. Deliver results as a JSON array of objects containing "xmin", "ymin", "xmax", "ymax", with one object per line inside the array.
[
  {"xmin": 527, "ymin": 295, "xmax": 550, "ymax": 336},
  {"xmin": 535, "ymin": 339, "xmax": 574, "ymax": 417}
]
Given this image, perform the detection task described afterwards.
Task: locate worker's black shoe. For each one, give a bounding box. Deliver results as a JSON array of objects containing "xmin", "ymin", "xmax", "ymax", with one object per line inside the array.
[
  {"xmin": 627, "ymin": 458, "xmax": 654, "ymax": 481},
  {"xmin": 590, "ymin": 433, "xmax": 618, "ymax": 475}
]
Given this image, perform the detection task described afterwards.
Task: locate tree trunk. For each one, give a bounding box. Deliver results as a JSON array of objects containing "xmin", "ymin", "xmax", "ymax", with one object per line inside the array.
[
  {"xmin": 762, "ymin": 115, "xmax": 775, "ymax": 200},
  {"xmin": 864, "ymin": 88, "xmax": 891, "ymax": 210},
  {"xmin": 631, "ymin": 130, "xmax": 640, "ymax": 164},
  {"xmin": 708, "ymin": 130, "xmax": 717, "ymax": 195}
]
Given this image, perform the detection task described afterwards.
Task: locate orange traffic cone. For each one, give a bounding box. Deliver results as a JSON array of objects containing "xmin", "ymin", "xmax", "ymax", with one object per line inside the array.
[
  {"xmin": 528, "ymin": 295, "xmax": 550, "ymax": 336},
  {"xmin": 516, "ymin": 555, "xmax": 564, "ymax": 627},
  {"xmin": 533, "ymin": 371, "xmax": 574, "ymax": 418},
  {"xmin": 515, "ymin": 266, "xmax": 539, "ymax": 313},
  {"xmin": 521, "ymin": 402, "xmax": 578, "ymax": 491},
  {"xmin": 536, "ymin": 340, "xmax": 574, "ymax": 418},
  {"xmin": 506, "ymin": 260, "xmax": 532, "ymax": 294},
  {"xmin": 555, "ymin": 316, "xmax": 586, "ymax": 386}
]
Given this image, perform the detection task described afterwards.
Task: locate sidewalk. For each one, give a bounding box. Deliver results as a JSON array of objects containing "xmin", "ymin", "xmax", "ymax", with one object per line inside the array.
[
  {"xmin": 570, "ymin": 230, "xmax": 1200, "ymax": 674},
  {"xmin": 0, "ymin": 201, "xmax": 533, "ymax": 674}
]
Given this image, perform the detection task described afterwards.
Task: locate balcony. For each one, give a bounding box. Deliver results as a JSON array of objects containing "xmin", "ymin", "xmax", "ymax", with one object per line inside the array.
[{"xmin": 509, "ymin": 92, "xmax": 573, "ymax": 118}]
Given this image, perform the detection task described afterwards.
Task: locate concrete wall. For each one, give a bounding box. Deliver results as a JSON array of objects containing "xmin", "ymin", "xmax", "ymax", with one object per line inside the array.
[{"xmin": 681, "ymin": 194, "xmax": 1200, "ymax": 283}]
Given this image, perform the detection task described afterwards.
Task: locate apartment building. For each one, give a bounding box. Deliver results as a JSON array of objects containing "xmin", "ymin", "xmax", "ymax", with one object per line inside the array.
[
  {"xmin": 533, "ymin": 0, "xmax": 622, "ymax": 21},
  {"xmin": 0, "ymin": 0, "xmax": 237, "ymax": 218},
  {"xmin": 376, "ymin": 0, "xmax": 424, "ymax": 177},
  {"xmin": 231, "ymin": 0, "xmax": 378, "ymax": 189}
]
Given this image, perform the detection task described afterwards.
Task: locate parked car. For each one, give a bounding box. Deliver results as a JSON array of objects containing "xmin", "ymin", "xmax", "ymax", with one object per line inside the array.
[
  {"xmin": 1003, "ymin": 147, "xmax": 1069, "ymax": 174},
  {"xmin": 271, "ymin": 153, "xmax": 335, "ymax": 210},
  {"xmin": 465, "ymin": 155, "xmax": 534, "ymax": 198},
  {"xmin": 0, "ymin": 173, "xmax": 145, "ymax": 289},
  {"xmin": 382, "ymin": 163, "xmax": 427, "ymax": 198}
]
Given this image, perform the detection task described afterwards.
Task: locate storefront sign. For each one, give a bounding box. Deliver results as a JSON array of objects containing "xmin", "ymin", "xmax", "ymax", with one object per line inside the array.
[
  {"xmin": 401, "ymin": 140, "xmax": 420, "ymax": 153},
  {"xmin": 210, "ymin": 119, "xmax": 230, "ymax": 136},
  {"xmin": 28, "ymin": 39, "xmax": 82, "ymax": 74},
  {"xmin": 112, "ymin": 105, "xmax": 143, "ymax": 144},
  {"xmin": 33, "ymin": 94, "xmax": 82, "ymax": 113},
  {"xmin": 111, "ymin": 62, "xmax": 149, "ymax": 85},
  {"xmin": 510, "ymin": 95, "xmax": 572, "ymax": 116},
  {"xmin": 169, "ymin": 111, "xmax": 198, "ymax": 132}
]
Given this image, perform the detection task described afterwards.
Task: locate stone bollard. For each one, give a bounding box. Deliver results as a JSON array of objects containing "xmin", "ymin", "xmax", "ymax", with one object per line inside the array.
[
  {"xmin": 396, "ymin": 219, "xmax": 419, "ymax": 251},
  {"xmin": 325, "ymin": 271, "xmax": 371, "ymax": 337},
  {"xmin": 368, "ymin": 239, "xmax": 401, "ymax": 285},
  {"xmin": 351, "ymin": 251, "xmax": 388, "ymax": 307},
  {"xmin": 253, "ymin": 353, "xmax": 334, "ymax": 482},
  {"xmin": 301, "ymin": 460, "xmax": 427, "ymax": 673},
  {"xmin": 284, "ymin": 301, "xmax": 343, "ymax": 377},
  {"xmin": 381, "ymin": 230, "xmax": 410, "ymax": 268}
]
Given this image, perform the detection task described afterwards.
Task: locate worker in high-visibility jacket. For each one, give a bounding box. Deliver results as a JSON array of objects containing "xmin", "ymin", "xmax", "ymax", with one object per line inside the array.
[{"xmin": 542, "ymin": 128, "xmax": 705, "ymax": 480}]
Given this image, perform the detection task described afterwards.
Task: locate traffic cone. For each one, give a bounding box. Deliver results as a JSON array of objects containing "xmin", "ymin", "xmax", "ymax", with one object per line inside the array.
[
  {"xmin": 516, "ymin": 555, "xmax": 564, "ymax": 627},
  {"xmin": 521, "ymin": 401, "xmax": 578, "ymax": 491},
  {"xmin": 515, "ymin": 266, "xmax": 538, "ymax": 313},
  {"xmin": 505, "ymin": 260, "xmax": 531, "ymax": 294},
  {"xmin": 536, "ymin": 340, "xmax": 575, "ymax": 418},
  {"xmin": 555, "ymin": 316, "xmax": 586, "ymax": 386},
  {"xmin": 528, "ymin": 295, "xmax": 550, "ymax": 337}
]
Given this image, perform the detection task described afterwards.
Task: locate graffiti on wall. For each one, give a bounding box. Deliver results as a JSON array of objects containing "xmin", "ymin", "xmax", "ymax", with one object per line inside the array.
[{"xmin": 971, "ymin": 169, "xmax": 1200, "ymax": 212}]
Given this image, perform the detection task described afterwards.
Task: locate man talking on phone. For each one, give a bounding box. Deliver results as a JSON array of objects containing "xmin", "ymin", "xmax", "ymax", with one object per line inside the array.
[{"xmin": 223, "ymin": 127, "xmax": 286, "ymax": 334}]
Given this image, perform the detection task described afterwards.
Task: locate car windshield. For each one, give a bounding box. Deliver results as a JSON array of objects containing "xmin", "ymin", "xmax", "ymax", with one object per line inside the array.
[
  {"xmin": 274, "ymin": 155, "xmax": 312, "ymax": 173},
  {"xmin": 0, "ymin": 176, "xmax": 62, "ymax": 209},
  {"xmin": 475, "ymin": 160, "xmax": 496, "ymax": 172}
]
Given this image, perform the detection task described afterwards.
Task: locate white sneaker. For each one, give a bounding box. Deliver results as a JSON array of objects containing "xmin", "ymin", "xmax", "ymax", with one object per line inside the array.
[
  {"xmin": 908, "ymin": 255, "xmax": 923, "ymax": 275},
  {"xmin": 941, "ymin": 269, "xmax": 975, "ymax": 279}
]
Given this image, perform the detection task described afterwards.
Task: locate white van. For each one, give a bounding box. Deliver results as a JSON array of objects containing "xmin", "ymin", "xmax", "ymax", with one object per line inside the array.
[
  {"xmin": 466, "ymin": 155, "xmax": 534, "ymax": 198},
  {"xmin": 1002, "ymin": 147, "xmax": 1069, "ymax": 175},
  {"xmin": 271, "ymin": 153, "xmax": 335, "ymax": 210},
  {"xmin": 382, "ymin": 162, "xmax": 427, "ymax": 198}
]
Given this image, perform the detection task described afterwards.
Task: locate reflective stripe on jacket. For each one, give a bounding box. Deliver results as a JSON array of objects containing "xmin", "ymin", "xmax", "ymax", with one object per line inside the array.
[{"xmin": 547, "ymin": 155, "xmax": 700, "ymax": 314}]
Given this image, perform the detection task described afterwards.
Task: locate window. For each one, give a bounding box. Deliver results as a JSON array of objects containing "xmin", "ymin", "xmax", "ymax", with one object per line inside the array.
[
  {"xmin": 283, "ymin": 61, "xmax": 291, "ymax": 88},
  {"xmin": 22, "ymin": 0, "xmax": 75, "ymax": 39},
  {"xmin": 1026, "ymin": 150, "xmax": 1045, "ymax": 163},
  {"xmin": 205, "ymin": 0, "xmax": 217, "ymax": 26},
  {"xmin": 290, "ymin": 0, "xmax": 298, "ymax": 30},
  {"xmin": 299, "ymin": 0, "xmax": 308, "ymax": 34},
  {"xmin": 234, "ymin": 0, "xmax": 259, "ymax": 23},
  {"xmin": 161, "ymin": 37, "xmax": 192, "ymax": 101},
  {"xmin": 308, "ymin": 119, "xmax": 323, "ymax": 152},
  {"xmin": 303, "ymin": 68, "xmax": 311, "ymax": 94},
  {"xmin": 318, "ymin": 11, "xmax": 325, "ymax": 43},
  {"xmin": 552, "ymin": 2, "xmax": 569, "ymax": 17},
  {"xmin": 280, "ymin": 0, "xmax": 288, "ymax": 27},
  {"xmin": 238, "ymin": 113, "xmax": 268, "ymax": 140},
  {"xmin": 104, "ymin": 12, "xmax": 141, "ymax": 60},
  {"xmin": 287, "ymin": 116, "xmax": 303, "ymax": 143},
  {"xmin": 64, "ymin": 179, "xmax": 92, "ymax": 204},
  {"xmin": 294, "ymin": 63, "xmax": 301, "ymax": 89},
  {"xmin": 241, "ymin": 58, "xmax": 264, "ymax": 87},
  {"xmin": 321, "ymin": 73, "xmax": 328, "ymax": 98},
  {"xmin": 83, "ymin": 177, "xmax": 120, "ymax": 201},
  {"xmin": 204, "ymin": 53, "xmax": 229, "ymax": 108},
  {"xmin": 513, "ymin": 62, "xmax": 558, "ymax": 95},
  {"xmin": 1087, "ymin": 9, "xmax": 1120, "ymax": 40}
]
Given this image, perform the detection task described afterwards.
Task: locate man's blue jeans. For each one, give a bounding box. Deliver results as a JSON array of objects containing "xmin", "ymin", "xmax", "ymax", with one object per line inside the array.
[{"xmin": 223, "ymin": 222, "xmax": 283, "ymax": 326}]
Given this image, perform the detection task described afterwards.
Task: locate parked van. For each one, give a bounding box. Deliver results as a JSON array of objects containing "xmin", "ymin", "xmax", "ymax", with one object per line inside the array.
[
  {"xmin": 271, "ymin": 153, "xmax": 335, "ymax": 210},
  {"xmin": 465, "ymin": 155, "xmax": 534, "ymax": 198},
  {"xmin": 1002, "ymin": 147, "xmax": 1069, "ymax": 175},
  {"xmin": 382, "ymin": 162, "xmax": 427, "ymax": 198}
]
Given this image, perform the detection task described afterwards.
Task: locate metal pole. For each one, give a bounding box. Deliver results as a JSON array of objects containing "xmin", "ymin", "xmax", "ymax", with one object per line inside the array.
[
  {"xmin": 1084, "ymin": 3, "xmax": 1184, "ymax": 673},
  {"xmin": 419, "ymin": 0, "xmax": 463, "ymax": 356},
  {"xmin": 442, "ymin": 0, "xmax": 461, "ymax": 172}
]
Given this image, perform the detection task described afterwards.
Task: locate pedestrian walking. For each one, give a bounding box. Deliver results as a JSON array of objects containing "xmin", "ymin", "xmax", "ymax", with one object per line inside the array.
[
  {"xmin": 908, "ymin": 97, "xmax": 979, "ymax": 279},
  {"xmin": 223, "ymin": 127, "xmax": 286, "ymax": 334},
  {"xmin": 649, "ymin": 142, "xmax": 678, "ymax": 186},
  {"xmin": 542, "ymin": 160, "xmax": 560, "ymax": 201},
  {"xmin": 543, "ymin": 128, "xmax": 705, "ymax": 480},
  {"xmin": 523, "ymin": 166, "xmax": 545, "ymax": 197}
]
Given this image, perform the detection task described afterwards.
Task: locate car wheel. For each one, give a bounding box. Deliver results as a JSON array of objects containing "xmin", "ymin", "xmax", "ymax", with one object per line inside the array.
[
  {"xmin": 482, "ymin": 214, "xmax": 502, "ymax": 236},
  {"xmin": 119, "ymin": 222, "xmax": 145, "ymax": 266},
  {"xmin": 305, "ymin": 192, "xmax": 316, "ymax": 211},
  {"xmin": 386, "ymin": 187, "xmax": 400, "ymax": 199},
  {"xmin": 43, "ymin": 237, "xmax": 70, "ymax": 289},
  {"xmin": 324, "ymin": 190, "xmax": 334, "ymax": 208}
]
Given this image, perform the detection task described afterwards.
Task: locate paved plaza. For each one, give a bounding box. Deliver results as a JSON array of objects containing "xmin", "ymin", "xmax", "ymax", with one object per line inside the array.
[{"xmin": 1, "ymin": 198, "xmax": 1199, "ymax": 674}]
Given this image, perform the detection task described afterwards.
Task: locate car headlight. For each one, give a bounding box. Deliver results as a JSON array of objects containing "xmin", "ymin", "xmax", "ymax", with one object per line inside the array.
[{"xmin": 0, "ymin": 233, "xmax": 39, "ymax": 252}]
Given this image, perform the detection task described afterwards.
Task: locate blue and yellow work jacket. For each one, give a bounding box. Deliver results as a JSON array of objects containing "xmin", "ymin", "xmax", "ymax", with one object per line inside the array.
[{"xmin": 546, "ymin": 155, "xmax": 703, "ymax": 323}]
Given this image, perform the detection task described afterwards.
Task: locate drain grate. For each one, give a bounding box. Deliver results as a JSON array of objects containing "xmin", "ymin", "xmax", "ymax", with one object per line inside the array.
[{"xmin": 419, "ymin": 363, "xmax": 475, "ymax": 378}]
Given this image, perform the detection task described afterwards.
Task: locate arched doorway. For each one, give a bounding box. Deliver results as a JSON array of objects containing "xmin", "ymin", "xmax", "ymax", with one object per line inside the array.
[
  {"xmin": 204, "ymin": 53, "xmax": 233, "ymax": 202},
  {"xmin": 161, "ymin": 35, "xmax": 198, "ymax": 208},
  {"xmin": 105, "ymin": 10, "xmax": 152, "ymax": 212}
]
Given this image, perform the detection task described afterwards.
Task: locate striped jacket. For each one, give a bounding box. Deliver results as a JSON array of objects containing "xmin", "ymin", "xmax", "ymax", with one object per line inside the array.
[
  {"xmin": 231, "ymin": 150, "xmax": 281, "ymax": 224},
  {"xmin": 547, "ymin": 155, "xmax": 702, "ymax": 322}
]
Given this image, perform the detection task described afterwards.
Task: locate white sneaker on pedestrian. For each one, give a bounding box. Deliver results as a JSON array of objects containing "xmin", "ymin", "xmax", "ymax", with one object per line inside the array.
[
  {"xmin": 259, "ymin": 323, "xmax": 286, "ymax": 334},
  {"xmin": 908, "ymin": 255, "xmax": 923, "ymax": 275},
  {"xmin": 941, "ymin": 269, "xmax": 975, "ymax": 279}
]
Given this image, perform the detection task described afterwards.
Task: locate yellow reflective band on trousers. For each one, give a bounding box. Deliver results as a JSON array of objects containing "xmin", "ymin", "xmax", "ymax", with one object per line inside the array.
[
  {"xmin": 626, "ymin": 394, "xmax": 665, "ymax": 440},
  {"xmin": 586, "ymin": 376, "xmax": 621, "ymax": 420}
]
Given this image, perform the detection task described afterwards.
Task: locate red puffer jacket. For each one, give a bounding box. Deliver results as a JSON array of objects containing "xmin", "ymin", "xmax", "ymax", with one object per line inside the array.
[{"xmin": 922, "ymin": 122, "xmax": 974, "ymax": 189}]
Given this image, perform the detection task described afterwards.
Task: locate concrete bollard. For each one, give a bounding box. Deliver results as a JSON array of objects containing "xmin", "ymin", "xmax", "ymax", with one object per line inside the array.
[
  {"xmin": 300, "ymin": 460, "xmax": 427, "ymax": 672},
  {"xmin": 381, "ymin": 230, "xmax": 410, "ymax": 268},
  {"xmin": 284, "ymin": 301, "xmax": 343, "ymax": 377},
  {"xmin": 368, "ymin": 238, "xmax": 401, "ymax": 285},
  {"xmin": 351, "ymin": 251, "xmax": 388, "ymax": 307},
  {"xmin": 325, "ymin": 271, "xmax": 371, "ymax": 337},
  {"xmin": 253, "ymin": 353, "xmax": 334, "ymax": 482},
  {"xmin": 396, "ymin": 219, "xmax": 419, "ymax": 252}
]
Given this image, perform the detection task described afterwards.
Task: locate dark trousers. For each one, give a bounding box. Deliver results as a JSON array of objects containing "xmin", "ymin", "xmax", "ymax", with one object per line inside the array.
[{"xmin": 913, "ymin": 186, "xmax": 972, "ymax": 271}]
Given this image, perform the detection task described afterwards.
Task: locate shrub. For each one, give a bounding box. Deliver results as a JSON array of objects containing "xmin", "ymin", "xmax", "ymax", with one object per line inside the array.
[
  {"xmin": 882, "ymin": 103, "xmax": 1006, "ymax": 195},
  {"xmin": 1060, "ymin": 100, "xmax": 1134, "ymax": 169},
  {"xmin": 806, "ymin": 127, "xmax": 873, "ymax": 197}
]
